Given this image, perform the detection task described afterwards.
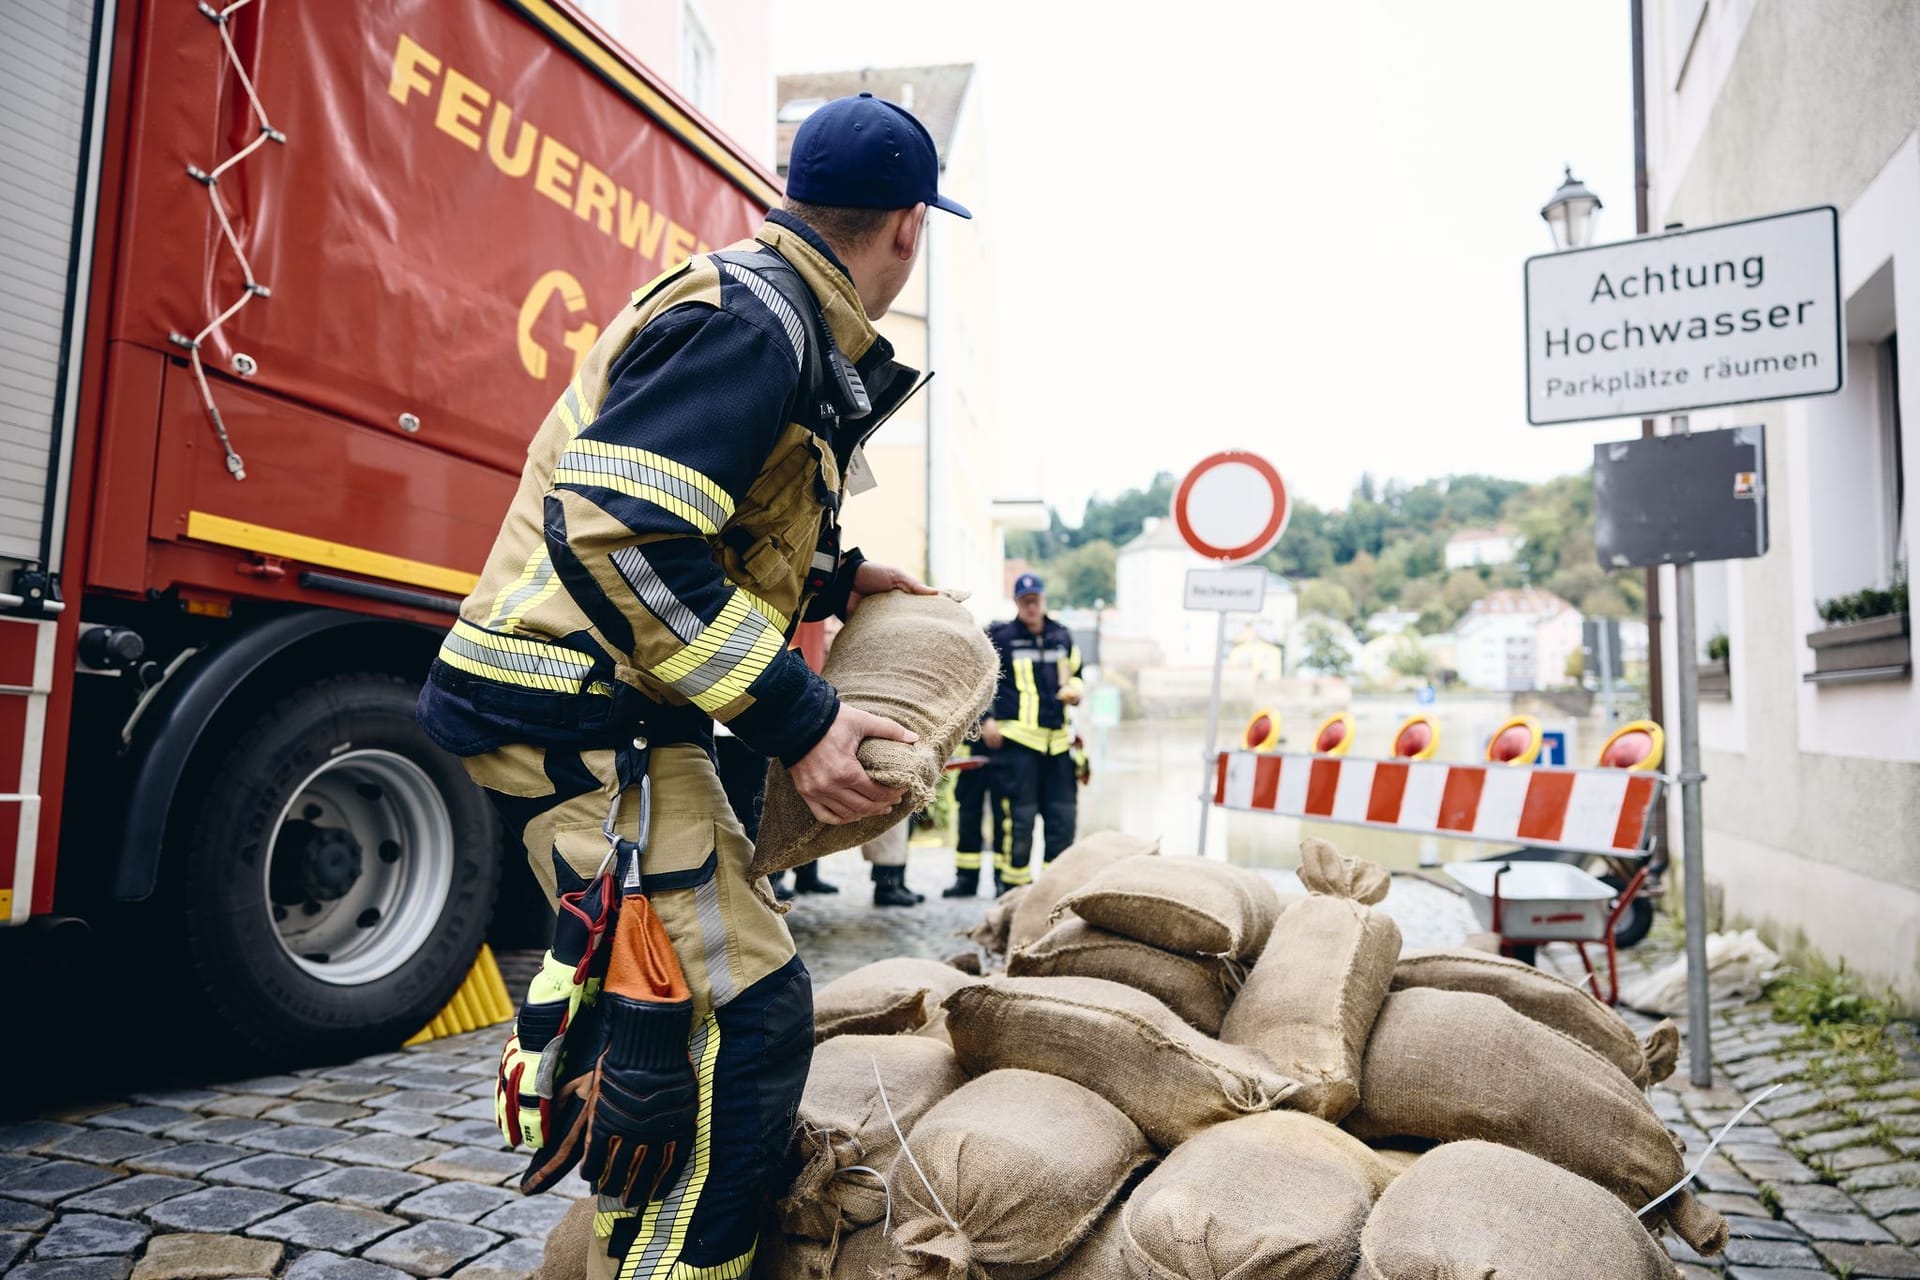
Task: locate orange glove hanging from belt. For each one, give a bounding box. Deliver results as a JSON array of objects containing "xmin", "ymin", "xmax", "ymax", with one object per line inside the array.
[{"xmin": 513, "ymin": 747, "xmax": 701, "ymax": 1207}]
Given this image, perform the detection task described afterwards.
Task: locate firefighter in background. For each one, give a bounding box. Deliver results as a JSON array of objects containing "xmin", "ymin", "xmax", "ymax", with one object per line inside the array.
[
  {"xmin": 941, "ymin": 738, "xmax": 996, "ymax": 897},
  {"xmin": 980, "ymin": 573, "xmax": 1083, "ymax": 893},
  {"xmin": 417, "ymin": 91, "xmax": 969, "ymax": 1279}
]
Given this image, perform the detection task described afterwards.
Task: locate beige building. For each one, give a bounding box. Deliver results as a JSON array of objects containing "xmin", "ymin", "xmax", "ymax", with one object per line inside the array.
[
  {"xmin": 776, "ymin": 66, "xmax": 1032, "ymax": 618},
  {"xmin": 1645, "ymin": 1, "xmax": 1919, "ymax": 1005}
]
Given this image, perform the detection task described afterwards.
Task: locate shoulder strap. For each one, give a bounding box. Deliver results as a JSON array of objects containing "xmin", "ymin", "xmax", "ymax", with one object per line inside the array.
[{"xmin": 708, "ymin": 248, "xmax": 833, "ymax": 415}]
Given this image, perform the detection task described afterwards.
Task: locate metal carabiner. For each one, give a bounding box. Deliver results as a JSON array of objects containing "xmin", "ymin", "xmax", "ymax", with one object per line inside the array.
[{"xmin": 601, "ymin": 736, "xmax": 652, "ymax": 890}]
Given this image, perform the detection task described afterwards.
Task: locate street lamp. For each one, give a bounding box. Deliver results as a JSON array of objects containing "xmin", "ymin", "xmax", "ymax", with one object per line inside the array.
[{"xmin": 1540, "ymin": 166, "xmax": 1603, "ymax": 250}]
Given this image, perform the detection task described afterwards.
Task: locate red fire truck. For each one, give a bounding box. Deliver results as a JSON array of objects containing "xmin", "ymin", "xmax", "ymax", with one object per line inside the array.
[{"xmin": 0, "ymin": 0, "xmax": 778, "ymax": 1057}]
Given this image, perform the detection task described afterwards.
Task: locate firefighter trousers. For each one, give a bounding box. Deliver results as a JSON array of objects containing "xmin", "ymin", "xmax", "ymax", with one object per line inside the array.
[
  {"xmin": 994, "ymin": 740, "xmax": 1078, "ymax": 887},
  {"xmin": 465, "ymin": 741, "xmax": 812, "ymax": 1280},
  {"xmin": 952, "ymin": 750, "xmax": 997, "ymax": 874}
]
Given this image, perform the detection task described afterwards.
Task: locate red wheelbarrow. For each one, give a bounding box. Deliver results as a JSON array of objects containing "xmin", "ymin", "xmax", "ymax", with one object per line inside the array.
[{"xmin": 1443, "ymin": 860, "xmax": 1653, "ymax": 1005}]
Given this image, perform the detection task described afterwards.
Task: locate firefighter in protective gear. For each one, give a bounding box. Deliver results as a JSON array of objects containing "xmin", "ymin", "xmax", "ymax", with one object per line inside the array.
[
  {"xmin": 980, "ymin": 574, "xmax": 1083, "ymax": 894},
  {"xmin": 417, "ymin": 89, "xmax": 971, "ymax": 1279},
  {"xmin": 941, "ymin": 740, "xmax": 997, "ymax": 898}
]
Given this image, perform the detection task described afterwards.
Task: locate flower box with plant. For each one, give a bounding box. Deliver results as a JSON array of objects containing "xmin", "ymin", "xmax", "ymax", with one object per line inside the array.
[
  {"xmin": 1699, "ymin": 632, "xmax": 1731, "ymax": 698},
  {"xmin": 1806, "ymin": 579, "xmax": 1909, "ymax": 682}
]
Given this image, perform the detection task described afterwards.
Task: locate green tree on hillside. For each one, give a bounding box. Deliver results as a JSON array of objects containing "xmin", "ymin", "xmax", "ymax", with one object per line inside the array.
[
  {"xmin": 1301, "ymin": 619, "xmax": 1353, "ymax": 677},
  {"xmin": 1298, "ymin": 580, "xmax": 1355, "ymax": 621},
  {"xmin": 1050, "ymin": 540, "xmax": 1117, "ymax": 607},
  {"xmin": 1010, "ymin": 468, "xmax": 1639, "ymax": 629}
]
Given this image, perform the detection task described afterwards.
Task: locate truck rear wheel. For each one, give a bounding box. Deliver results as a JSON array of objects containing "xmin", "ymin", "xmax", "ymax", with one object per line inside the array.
[{"xmin": 181, "ymin": 672, "xmax": 503, "ymax": 1060}]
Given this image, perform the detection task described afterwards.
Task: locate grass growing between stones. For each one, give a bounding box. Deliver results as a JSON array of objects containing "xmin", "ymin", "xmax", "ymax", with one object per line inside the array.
[{"xmin": 1768, "ymin": 962, "xmax": 1904, "ymax": 1089}]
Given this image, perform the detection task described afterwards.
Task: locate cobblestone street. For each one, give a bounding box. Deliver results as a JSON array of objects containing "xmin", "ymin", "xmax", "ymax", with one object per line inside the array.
[{"xmin": 1, "ymin": 841, "xmax": 1915, "ymax": 1277}]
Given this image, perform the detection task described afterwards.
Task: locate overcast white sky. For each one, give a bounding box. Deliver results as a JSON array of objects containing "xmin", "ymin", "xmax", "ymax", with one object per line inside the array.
[{"xmin": 774, "ymin": 1, "xmax": 1644, "ymax": 519}]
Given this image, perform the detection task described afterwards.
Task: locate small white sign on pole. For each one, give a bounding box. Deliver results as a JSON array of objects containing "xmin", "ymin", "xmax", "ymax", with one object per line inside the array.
[
  {"xmin": 1184, "ymin": 566, "xmax": 1267, "ymax": 612},
  {"xmin": 1525, "ymin": 206, "xmax": 1842, "ymax": 426}
]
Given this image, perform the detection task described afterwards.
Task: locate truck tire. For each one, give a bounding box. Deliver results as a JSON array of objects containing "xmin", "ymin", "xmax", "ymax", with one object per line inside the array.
[{"xmin": 180, "ymin": 672, "xmax": 503, "ymax": 1060}]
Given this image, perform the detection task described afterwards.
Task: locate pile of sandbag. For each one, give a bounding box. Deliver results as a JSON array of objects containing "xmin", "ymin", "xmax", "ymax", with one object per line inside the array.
[
  {"xmin": 1004, "ymin": 841, "xmax": 1285, "ymax": 1036},
  {"xmin": 744, "ymin": 831, "xmax": 1719, "ymax": 1280}
]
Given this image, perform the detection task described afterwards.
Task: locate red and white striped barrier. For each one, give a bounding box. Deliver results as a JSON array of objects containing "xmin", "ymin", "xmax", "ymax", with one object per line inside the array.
[{"xmin": 1212, "ymin": 751, "xmax": 1661, "ymax": 855}]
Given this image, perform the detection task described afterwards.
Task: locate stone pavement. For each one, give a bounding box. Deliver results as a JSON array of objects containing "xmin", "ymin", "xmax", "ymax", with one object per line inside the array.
[
  {"xmin": 1538, "ymin": 941, "xmax": 1920, "ymax": 1278},
  {"xmin": 1, "ymin": 840, "xmax": 1914, "ymax": 1276}
]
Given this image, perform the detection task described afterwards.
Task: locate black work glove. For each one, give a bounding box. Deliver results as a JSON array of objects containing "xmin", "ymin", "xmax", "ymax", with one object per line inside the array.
[{"xmin": 578, "ymin": 994, "xmax": 699, "ymax": 1207}]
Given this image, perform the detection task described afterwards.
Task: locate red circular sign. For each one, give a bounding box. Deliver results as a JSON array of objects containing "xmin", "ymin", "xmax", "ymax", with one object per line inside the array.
[{"xmin": 1172, "ymin": 451, "xmax": 1289, "ymax": 562}]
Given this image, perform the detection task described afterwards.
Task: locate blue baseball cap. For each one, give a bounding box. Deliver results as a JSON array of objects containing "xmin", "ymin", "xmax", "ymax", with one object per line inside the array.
[
  {"xmin": 787, "ymin": 93, "xmax": 972, "ymax": 219},
  {"xmin": 1013, "ymin": 572, "xmax": 1045, "ymax": 598}
]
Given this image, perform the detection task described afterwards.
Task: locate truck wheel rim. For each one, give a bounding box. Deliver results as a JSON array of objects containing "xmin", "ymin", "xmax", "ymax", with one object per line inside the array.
[{"xmin": 264, "ymin": 749, "xmax": 455, "ymax": 986}]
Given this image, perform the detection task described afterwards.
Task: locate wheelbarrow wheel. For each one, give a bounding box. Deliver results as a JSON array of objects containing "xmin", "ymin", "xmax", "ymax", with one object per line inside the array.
[{"xmin": 1601, "ymin": 872, "xmax": 1655, "ymax": 949}]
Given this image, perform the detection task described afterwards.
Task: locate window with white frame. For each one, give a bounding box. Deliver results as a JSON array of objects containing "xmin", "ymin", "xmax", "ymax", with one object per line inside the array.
[
  {"xmin": 679, "ymin": 1, "xmax": 716, "ymax": 116},
  {"xmin": 1805, "ymin": 259, "xmax": 1907, "ymax": 611}
]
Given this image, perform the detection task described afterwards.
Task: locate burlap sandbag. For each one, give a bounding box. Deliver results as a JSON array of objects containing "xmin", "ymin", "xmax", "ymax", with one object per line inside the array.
[
  {"xmin": 892, "ymin": 1069, "xmax": 1151, "ymax": 1280},
  {"xmin": 944, "ymin": 975, "xmax": 1298, "ymax": 1150},
  {"xmin": 778, "ymin": 1034, "xmax": 969, "ymax": 1240},
  {"xmin": 537, "ymin": 1196, "xmax": 592, "ymax": 1280},
  {"xmin": 1046, "ymin": 1208, "xmax": 1129, "ymax": 1280},
  {"xmin": 1122, "ymin": 1111, "xmax": 1396, "ymax": 1280},
  {"xmin": 1007, "ymin": 917, "xmax": 1238, "ymax": 1034},
  {"xmin": 1367, "ymin": 1146, "xmax": 1423, "ymax": 1175},
  {"xmin": 1006, "ymin": 832, "xmax": 1159, "ymax": 954},
  {"xmin": 753, "ymin": 591, "xmax": 998, "ymax": 876},
  {"xmin": 756, "ymin": 1224, "xmax": 904, "ymax": 1280},
  {"xmin": 1054, "ymin": 855, "xmax": 1281, "ymax": 960},
  {"xmin": 1358, "ymin": 1141, "xmax": 1681, "ymax": 1279},
  {"xmin": 1219, "ymin": 838, "xmax": 1400, "ymax": 1121},
  {"xmin": 1345, "ymin": 989, "xmax": 1729, "ymax": 1256},
  {"xmin": 965, "ymin": 885, "xmax": 1028, "ymax": 957},
  {"xmin": 814, "ymin": 957, "xmax": 975, "ymax": 1042},
  {"xmin": 1393, "ymin": 948, "xmax": 1681, "ymax": 1088},
  {"xmin": 833, "ymin": 1224, "xmax": 905, "ymax": 1279}
]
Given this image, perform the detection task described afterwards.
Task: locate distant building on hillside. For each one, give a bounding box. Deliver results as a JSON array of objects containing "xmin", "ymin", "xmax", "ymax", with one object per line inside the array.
[
  {"xmin": 1444, "ymin": 527, "xmax": 1523, "ymax": 570},
  {"xmin": 1287, "ymin": 614, "xmax": 1363, "ymax": 678},
  {"xmin": 1454, "ymin": 589, "xmax": 1583, "ymax": 692},
  {"xmin": 1111, "ymin": 519, "xmax": 1297, "ymax": 666},
  {"xmin": 1366, "ymin": 608, "xmax": 1422, "ymax": 637}
]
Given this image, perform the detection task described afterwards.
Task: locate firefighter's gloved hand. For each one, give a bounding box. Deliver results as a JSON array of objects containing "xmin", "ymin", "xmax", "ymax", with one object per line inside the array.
[{"xmin": 579, "ymin": 994, "xmax": 698, "ymax": 1206}]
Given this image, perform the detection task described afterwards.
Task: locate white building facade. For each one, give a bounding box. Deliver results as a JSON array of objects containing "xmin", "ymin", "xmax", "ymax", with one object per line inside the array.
[
  {"xmin": 1443, "ymin": 528, "xmax": 1522, "ymax": 570},
  {"xmin": 1645, "ymin": 0, "xmax": 1920, "ymax": 1006},
  {"xmin": 1111, "ymin": 519, "xmax": 1297, "ymax": 667},
  {"xmin": 574, "ymin": 0, "xmax": 774, "ymax": 165},
  {"xmin": 1454, "ymin": 590, "xmax": 1584, "ymax": 692}
]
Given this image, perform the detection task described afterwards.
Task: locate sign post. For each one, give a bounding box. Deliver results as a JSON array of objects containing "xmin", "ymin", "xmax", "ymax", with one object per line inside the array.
[
  {"xmin": 1174, "ymin": 452, "xmax": 1289, "ymax": 855},
  {"xmin": 1593, "ymin": 421, "xmax": 1769, "ymax": 1086},
  {"xmin": 1526, "ymin": 206, "xmax": 1835, "ymax": 1086}
]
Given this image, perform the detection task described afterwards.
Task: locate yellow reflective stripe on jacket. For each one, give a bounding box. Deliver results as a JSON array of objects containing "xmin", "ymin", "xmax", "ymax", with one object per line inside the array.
[
  {"xmin": 554, "ymin": 439, "xmax": 735, "ymax": 536},
  {"xmin": 485, "ymin": 547, "xmax": 561, "ymax": 631},
  {"xmin": 648, "ymin": 590, "xmax": 786, "ymax": 714},
  {"xmin": 439, "ymin": 620, "xmax": 602, "ymax": 694},
  {"xmin": 999, "ymin": 721, "xmax": 1074, "ymax": 754},
  {"xmin": 1014, "ymin": 657, "xmax": 1038, "ymax": 727},
  {"xmin": 557, "ymin": 378, "xmax": 595, "ymax": 438}
]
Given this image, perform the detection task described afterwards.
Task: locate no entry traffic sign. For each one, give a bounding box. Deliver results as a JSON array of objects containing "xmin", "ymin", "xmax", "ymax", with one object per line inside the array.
[{"xmin": 1173, "ymin": 451, "xmax": 1290, "ymax": 562}]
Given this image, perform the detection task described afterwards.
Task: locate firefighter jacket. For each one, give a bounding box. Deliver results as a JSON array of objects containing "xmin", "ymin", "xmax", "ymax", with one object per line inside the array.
[
  {"xmin": 986, "ymin": 617, "xmax": 1084, "ymax": 755},
  {"xmin": 417, "ymin": 212, "xmax": 919, "ymax": 765}
]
